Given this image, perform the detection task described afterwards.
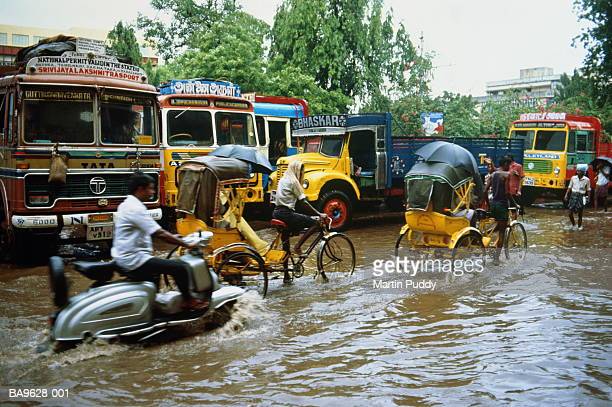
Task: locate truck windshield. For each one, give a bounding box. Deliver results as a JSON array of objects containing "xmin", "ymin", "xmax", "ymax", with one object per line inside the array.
[
  {"xmin": 534, "ymin": 130, "xmax": 566, "ymax": 151},
  {"xmin": 101, "ymin": 93, "xmax": 157, "ymax": 145},
  {"xmin": 215, "ymin": 112, "xmax": 256, "ymax": 146},
  {"xmin": 24, "ymin": 89, "xmax": 94, "ymax": 144},
  {"xmin": 304, "ymin": 135, "xmax": 343, "ymax": 157},
  {"xmin": 167, "ymin": 110, "xmax": 213, "ymax": 146},
  {"xmin": 510, "ymin": 129, "xmax": 535, "ymax": 149}
]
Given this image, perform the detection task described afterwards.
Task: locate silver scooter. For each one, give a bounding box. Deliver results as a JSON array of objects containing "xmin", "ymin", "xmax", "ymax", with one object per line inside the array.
[{"xmin": 47, "ymin": 231, "xmax": 244, "ymax": 351}]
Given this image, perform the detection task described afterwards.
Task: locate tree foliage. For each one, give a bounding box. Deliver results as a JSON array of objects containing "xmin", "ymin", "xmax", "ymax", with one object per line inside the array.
[
  {"xmin": 164, "ymin": 11, "xmax": 269, "ymax": 92},
  {"xmin": 573, "ymin": 0, "xmax": 611, "ymax": 105},
  {"xmin": 270, "ymin": 0, "xmax": 427, "ymax": 111},
  {"xmin": 106, "ymin": 21, "xmax": 142, "ymax": 66},
  {"xmin": 137, "ymin": 0, "xmax": 238, "ymax": 61}
]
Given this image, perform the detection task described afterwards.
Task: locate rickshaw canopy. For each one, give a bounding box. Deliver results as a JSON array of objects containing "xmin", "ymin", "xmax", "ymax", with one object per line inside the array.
[
  {"xmin": 176, "ymin": 156, "xmax": 251, "ymax": 225},
  {"xmin": 404, "ymin": 162, "xmax": 473, "ymax": 212},
  {"xmin": 413, "ymin": 141, "xmax": 483, "ymax": 197}
]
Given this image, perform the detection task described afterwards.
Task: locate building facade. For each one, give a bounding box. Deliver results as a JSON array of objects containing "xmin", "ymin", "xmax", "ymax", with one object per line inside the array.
[
  {"xmin": 475, "ymin": 67, "xmax": 562, "ymax": 107},
  {"xmin": 0, "ymin": 24, "xmax": 158, "ymax": 66}
]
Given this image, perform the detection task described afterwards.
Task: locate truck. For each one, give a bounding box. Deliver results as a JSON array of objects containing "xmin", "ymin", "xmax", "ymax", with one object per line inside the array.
[
  {"xmin": 0, "ymin": 37, "xmax": 162, "ymax": 260},
  {"xmin": 271, "ymin": 113, "xmax": 525, "ymax": 230},
  {"xmin": 509, "ymin": 112, "xmax": 612, "ymax": 204}
]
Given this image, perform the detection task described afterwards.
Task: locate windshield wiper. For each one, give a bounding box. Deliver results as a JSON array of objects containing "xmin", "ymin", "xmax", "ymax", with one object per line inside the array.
[{"xmin": 174, "ymin": 107, "xmax": 191, "ymax": 119}]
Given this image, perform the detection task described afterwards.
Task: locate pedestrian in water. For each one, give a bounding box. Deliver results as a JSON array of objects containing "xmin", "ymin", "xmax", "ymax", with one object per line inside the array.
[
  {"xmin": 506, "ymin": 154, "xmax": 524, "ymax": 220},
  {"xmin": 564, "ymin": 164, "xmax": 591, "ymax": 230},
  {"xmin": 484, "ymin": 156, "xmax": 511, "ymax": 265},
  {"xmin": 594, "ymin": 163, "xmax": 609, "ymax": 212}
]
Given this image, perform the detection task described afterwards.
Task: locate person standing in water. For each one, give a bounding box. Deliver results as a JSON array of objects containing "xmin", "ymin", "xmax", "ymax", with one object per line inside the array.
[
  {"xmin": 484, "ymin": 156, "xmax": 511, "ymax": 265},
  {"xmin": 564, "ymin": 164, "xmax": 591, "ymax": 230},
  {"xmin": 594, "ymin": 163, "xmax": 609, "ymax": 212}
]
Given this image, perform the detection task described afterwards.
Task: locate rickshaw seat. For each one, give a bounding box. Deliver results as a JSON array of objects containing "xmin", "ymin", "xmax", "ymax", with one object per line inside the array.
[{"xmin": 270, "ymin": 219, "xmax": 288, "ymax": 229}]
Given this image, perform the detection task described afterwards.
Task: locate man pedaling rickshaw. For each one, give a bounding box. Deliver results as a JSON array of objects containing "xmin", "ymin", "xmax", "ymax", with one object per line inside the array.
[{"xmin": 272, "ymin": 160, "xmax": 328, "ymax": 256}]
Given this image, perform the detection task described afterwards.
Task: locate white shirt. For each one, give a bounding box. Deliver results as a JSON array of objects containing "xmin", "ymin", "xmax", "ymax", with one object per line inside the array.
[
  {"xmin": 568, "ymin": 175, "xmax": 590, "ymax": 194},
  {"xmin": 596, "ymin": 171, "xmax": 608, "ymax": 187},
  {"xmin": 111, "ymin": 195, "xmax": 161, "ymax": 270},
  {"xmin": 275, "ymin": 175, "xmax": 306, "ymax": 210}
]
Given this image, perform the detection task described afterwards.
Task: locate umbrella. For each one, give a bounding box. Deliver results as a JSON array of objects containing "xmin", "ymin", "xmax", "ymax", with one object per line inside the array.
[
  {"xmin": 209, "ymin": 144, "xmax": 274, "ymax": 174},
  {"xmin": 414, "ymin": 141, "xmax": 483, "ymax": 196},
  {"xmin": 590, "ymin": 156, "xmax": 612, "ymax": 168}
]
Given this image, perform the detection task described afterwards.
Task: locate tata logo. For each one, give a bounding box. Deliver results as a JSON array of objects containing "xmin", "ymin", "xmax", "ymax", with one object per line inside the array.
[
  {"xmin": 528, "ymin": 162, "xmax": 535, "ymax": 170},
  {"xmin": 89, "ymin": 177, "xmax": 107, "ymax": 195}
]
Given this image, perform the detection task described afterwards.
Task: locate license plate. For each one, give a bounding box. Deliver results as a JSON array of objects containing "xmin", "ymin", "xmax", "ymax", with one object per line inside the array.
[
  {"xmin": 270, "ymin": 190, "xmax": 277, "ymax": 204},
  {"xmin": 89, "ymin": 213, "xmax": 113, "ymax": 224},
  {"xmin": 87, "ymin": 225, "xmax": 113, "ymax": 241},
  {"xmin": 523, "ymin": 177, "xmax": 535, "ymax": 186}
]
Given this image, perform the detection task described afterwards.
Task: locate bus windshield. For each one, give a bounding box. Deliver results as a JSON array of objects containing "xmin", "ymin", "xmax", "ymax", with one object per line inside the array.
[
  {"xmin": 101, "ymin": 93, "xmax": 157, "ymax": 145},
  {"xmin": 167, "ymin": 110, "xmax": 214, "ymax": 146},
  {"xmin": 510, "ymin": 129, "xmax": 535, "ymax": 150},
  {"xmin": 534, "ymin": 130, "xmax": 566, "ymax": 151},
  {"xmin": 215, "ymin": 112, "xmax": 256, "ymax": 146},
  {"xmin": 24, "ymin": 88, "xmax": 94, "ymax": 144}
]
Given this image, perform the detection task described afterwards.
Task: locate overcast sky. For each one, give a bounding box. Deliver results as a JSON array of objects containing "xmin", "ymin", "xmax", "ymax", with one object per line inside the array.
[{"xmin": 0, "ymin": 0, "xmax": 589, "ymax": 96}]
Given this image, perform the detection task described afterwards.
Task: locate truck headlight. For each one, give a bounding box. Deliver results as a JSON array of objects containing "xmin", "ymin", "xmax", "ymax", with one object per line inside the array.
[
  {"xmin": 302, "ymin": 179, "xmax": 309, "ymax": 189},
  {"xmin": 554, "ymin": 166, "xmax": 560, "ymax": 176}
]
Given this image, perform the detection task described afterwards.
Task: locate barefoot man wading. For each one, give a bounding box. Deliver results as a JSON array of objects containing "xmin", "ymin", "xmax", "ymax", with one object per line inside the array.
[{"xmin": 564, "ymin": 164, "xmax": 591, "ymax": 231}]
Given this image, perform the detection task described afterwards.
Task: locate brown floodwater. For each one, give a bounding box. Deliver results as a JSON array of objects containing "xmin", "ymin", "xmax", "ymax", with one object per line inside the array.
[{"xmin": 0, "ymin": 208, "xmax": 610, "ymax": 405}]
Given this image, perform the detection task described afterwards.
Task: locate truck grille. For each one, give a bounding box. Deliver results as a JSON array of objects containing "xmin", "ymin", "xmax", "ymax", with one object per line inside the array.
[
  {"xmin": 25, "ymin": 173, "xmax": 158, "ymax": 207},
  {"xmin": 524, "ymin": 159, "xmax": 552, "ymax": 174}
]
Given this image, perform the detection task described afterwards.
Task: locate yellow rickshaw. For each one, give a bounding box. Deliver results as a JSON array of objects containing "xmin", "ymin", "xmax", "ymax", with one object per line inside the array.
[
  {"xmin": 173, "ymin": 154, "xmax": 355, "ymax": 297},
  {"xmin": 394, "ymin": 142, "xmax": 527, "ymax": 263}
]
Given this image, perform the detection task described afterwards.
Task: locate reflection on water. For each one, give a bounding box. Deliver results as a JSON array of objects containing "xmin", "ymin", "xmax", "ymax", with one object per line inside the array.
[{"xmin": 0, "ymin": 208, "xmax": 610, "ymax": 405}]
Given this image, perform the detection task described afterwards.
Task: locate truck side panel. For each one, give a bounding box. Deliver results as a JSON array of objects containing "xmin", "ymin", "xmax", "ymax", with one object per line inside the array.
[{"xmin": 390, "ymin": 137, "xmax": 525, "ymax": 180}]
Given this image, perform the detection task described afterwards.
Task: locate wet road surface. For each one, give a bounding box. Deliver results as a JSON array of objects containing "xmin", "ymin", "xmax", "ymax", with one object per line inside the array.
[{"xmin": 0, "ymin": 208, "xmax": 610, "ymax": 405}]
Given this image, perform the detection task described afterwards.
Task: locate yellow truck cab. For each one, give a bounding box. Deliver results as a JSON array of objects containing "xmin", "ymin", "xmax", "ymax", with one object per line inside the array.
[{"xmin": 271, "ymin": 114, "xmax": 392, "ymax": 230}]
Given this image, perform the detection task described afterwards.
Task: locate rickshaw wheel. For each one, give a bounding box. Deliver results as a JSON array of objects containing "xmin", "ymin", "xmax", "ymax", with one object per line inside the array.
[
  {"xmin": 218, "ymin": 251, "xmax": 268, "ymax": 298},
  {"xmin": 449, "ymin": 232, "xmax": 485, "ymax": 283},
  {"xmin": 394, "ymin": 230, "xmax": 413, "ymax": 258},
  {"xmin": 504, "ymin": 222, "xmax": 527, "ymax": 262}
]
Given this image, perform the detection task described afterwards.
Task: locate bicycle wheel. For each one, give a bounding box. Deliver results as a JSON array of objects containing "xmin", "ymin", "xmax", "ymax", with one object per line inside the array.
[
  {"xmin": 317, "ymin": 233, "xmax": 355, "ymax": 281},
  {"xmin": 504, "ymin": 222, "xmax": 527, "ymax": 262},
  {"xmin": 218, "ymin": 251, "xmax": 268, "ymax": 298}
]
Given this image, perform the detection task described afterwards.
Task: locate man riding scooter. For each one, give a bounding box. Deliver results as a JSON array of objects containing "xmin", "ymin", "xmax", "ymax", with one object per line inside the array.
[{"xmin": 112, "ymin": 173, "xmax": 208, "ymax": 310}]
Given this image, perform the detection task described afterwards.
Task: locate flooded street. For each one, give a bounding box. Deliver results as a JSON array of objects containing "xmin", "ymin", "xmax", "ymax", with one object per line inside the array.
[{"xmin": 0, "ymin": 208, "xmax": 610, "ymax": 406}]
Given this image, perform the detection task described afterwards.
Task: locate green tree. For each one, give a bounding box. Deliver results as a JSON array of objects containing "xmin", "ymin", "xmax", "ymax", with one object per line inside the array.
[
  {"xmin": 164, "ymin": 11, "xmax": 269, "ymax": 92},
  {"xmin": 479, "ymin": 93, "xmax": 530, "ymax": 137},
  {"xmin": 106, "ymin": 21, "xmax": 142, "ymax": 66},
  {"xmin": 137, "ymin": 0, "xmax": 238, "ymax": 61},
  {"xmin": 574, "ymin": 0, "xmax": 611, "ymax": 105},
  {"xmin": 266, "ymin": 66, "xmax": 352, "ymax": 114},
  {"xmin": 270, "ymin": 0, "xmax": 426, "ymax": 110},
  {"xmin": 553, "ymin": 70, "xmax": 612, "ymax": 139}
]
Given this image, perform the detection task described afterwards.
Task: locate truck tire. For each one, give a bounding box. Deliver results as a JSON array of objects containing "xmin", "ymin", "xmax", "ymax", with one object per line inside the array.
[{"xmin": 317, "ymin": 190, "xmax": 353, "ymax": 231}]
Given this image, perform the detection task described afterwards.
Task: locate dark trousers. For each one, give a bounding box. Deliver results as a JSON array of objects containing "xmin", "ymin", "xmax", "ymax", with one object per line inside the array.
[
  {"xmin": 272, "ymin": 205, "xmax": 317, "ymax": 232},
  {"xmin": 125, "ymin": 257, "xmax": 192, "ymax": 300}
]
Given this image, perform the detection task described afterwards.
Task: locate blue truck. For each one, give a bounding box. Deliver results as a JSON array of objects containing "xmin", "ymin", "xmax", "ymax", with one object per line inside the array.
[{"xmin": 272, "ymin": 113, "xmax": 525, "ymax": 230}]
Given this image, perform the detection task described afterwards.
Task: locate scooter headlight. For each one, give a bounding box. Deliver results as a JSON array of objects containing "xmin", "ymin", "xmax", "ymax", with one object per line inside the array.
[{"xmin": 302, "ymin": 179, "xmax": 309, "ymax": 189}]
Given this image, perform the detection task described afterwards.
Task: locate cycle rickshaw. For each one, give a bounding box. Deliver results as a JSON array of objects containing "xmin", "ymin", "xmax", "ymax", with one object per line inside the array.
[
  {"xmin": 173, "ymin": 154, "xmax": 356, "ymax": 297},
  {"xmin": 394, "ymin": 142, "xmax": 527, "ymax": 265}
]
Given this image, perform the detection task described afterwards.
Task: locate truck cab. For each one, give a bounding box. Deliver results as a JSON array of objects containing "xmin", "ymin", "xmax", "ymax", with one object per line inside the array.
[{"xmin": 271, "ymin": 114, "xmax": 392, "ymax": 230}]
